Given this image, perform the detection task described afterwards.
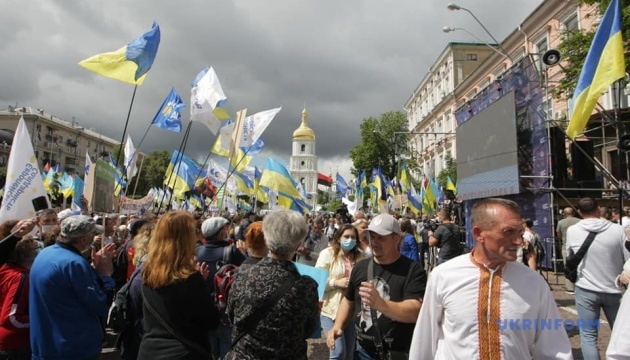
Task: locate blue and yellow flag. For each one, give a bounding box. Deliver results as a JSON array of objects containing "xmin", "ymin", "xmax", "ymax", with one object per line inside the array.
[
  {"xmin": 399, "ymin": 164, "xmax": 410, "ymax": 194},
  {"xmin": 79, "ymin": 22, "xmax": 160, "ymax": 85},
  {"xmin": 567, "ymin": 0, "xmax": 625, "ymax": 139},
  {"xmin": 407, "ymin": 183, "xmax": 423, "ymax": 215},
  {"xmin": 359, "ymin": 170, "xmax": 368, "ymax": 189},
  {"xmin": 446, "ymin": 175, "xmax": 457, "ymax": 194},
  {"xmin": 259, "ymin": 158, "xmax": 301, "ymax": 198},
  {"xmin": 152, "ymin": 88, "xmax": 185, "ymax": 132},
  {"xmin": 234, "ymin": 171, "xmax": 254, "ymax": 195},
  {"xmin": 109, "ymin": 155, "xmax": 128, "ymax": 197},
  {"xmin": 371, "ymin": 167, "xmax": 386, "ymax": 203},
  {"xmin": 163, "ymin": 151, "xmax": 203, "ymax": 196},
  {"xmin": 254, "ymin": 166, "xmax": 268, "ymax": 203}
]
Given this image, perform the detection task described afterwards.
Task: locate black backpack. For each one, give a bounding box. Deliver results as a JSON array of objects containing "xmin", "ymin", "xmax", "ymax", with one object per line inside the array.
[
  {"xmin": 214, "ymin": 246, "xmax": 238, "ymax": 325},
  {"xmin": 108, "ymin": 269, "xmax": 140, "ymax": 333}
]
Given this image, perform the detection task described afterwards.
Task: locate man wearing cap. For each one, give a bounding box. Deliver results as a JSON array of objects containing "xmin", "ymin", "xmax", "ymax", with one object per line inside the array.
[
  {"xmin": 327, "ymin": 213, "xmax": 426, "ymax": 359},
  {"xmin": 196, "ymin": 216, "xmax": 246, "ymax": 360},
  {"xmin": 29, "ymin": 215, "xmax": 117, "ymax": 360},
  {"xmin": 409, "ymin": 198, "xmax": 571, "ymax": 359}
]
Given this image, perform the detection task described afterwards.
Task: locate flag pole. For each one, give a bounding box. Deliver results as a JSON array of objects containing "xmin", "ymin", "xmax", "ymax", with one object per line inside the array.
[
  {"xmin": 131, "ymin": 153, "xmax": 145, "ymax": 198},
  {"xmin": 156, "ymin": 121, "xmax": 192, "ymax": 213},
  {"xmin": 115, "ymin": 85, "xmax": 138, "ymax": 169},
  {"xmin": 221, "ymin": 109, "xmax": 247, "ymax": 210},
  {"xmin": 201, "ymin": 140, "xmax": 256, "ymax": 217}
]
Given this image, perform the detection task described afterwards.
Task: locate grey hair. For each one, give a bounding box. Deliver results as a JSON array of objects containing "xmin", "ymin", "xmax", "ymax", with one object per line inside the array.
[
  {"xmin": 471, "ymin": 198, "xmax": 520, "ymax": 228},
  {"xmin": 263, "ymin": 210, "xmax": 308, "ymax": 259}
]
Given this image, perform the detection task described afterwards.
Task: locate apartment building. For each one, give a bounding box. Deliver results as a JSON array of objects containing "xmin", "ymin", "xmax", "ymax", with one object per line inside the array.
[
  {"xmin": 404, "ymin": 42, "xmax": 496, "ymax": 179},
  {"xmin": 404, "ymin": 1, "xmax": 612, "ymax": 185},
  {"xmin": 0, "ymin": 106, "xmax": 119, "ymax": 173}
]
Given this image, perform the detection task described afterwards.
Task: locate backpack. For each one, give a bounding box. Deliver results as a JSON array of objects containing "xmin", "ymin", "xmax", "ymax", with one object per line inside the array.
[
  {"xmin": 214, "ymin": 246, "xmax": 238, "ymax": 325},
  {"xmin": 108, "ymin": 269, "xmax": 140, "ymax": 333}
]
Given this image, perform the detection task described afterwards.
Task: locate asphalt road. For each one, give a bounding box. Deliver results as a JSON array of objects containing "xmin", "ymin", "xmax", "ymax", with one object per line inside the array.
[{"xmin": 99, "ymin": 271, "xmax": 613, "ymax": 359}]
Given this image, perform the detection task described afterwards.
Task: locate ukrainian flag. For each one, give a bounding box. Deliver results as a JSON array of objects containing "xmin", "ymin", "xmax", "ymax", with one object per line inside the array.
[
  {"xmin": 79, "ymin": 22, "xmax": 160, "ymax": 85},
  {"xmin": 109, "ymin": 155, "xmax": 128, "ymax": 197},
  {"xmin": 259, "ymin": 158, "xmax": 301, "ymax": 198},
  {"xmin": 567, "ymin": 0, "xmax": 625, "ymax": 139},
  {"xmin": 234, "ymin": 171, "xmax": 254, "ymax": 195},
  {"xmin": 399, "ymin": 164, "xmax": 411, "ymax": 194},
  {"xmin": 446, "ymin": 175, "xmax": 457, "ymax": 194},
  {"xmin": 407, "ymin": 183, "xmax": 423, "ymax": 215},
  {"xmin": 371, "ymin": 167, "xmax": 387, "ymax": 203},
  {"xmin": 359, "ymin": 170, "xmax": 368, "ymax": 189},
  {"xmin": 254, "ymin": 166, "xmax": 269, "ymax": 203},
  {"xmin": 163, "ymin": 150, "xmax": 203, "ymax": 196}
]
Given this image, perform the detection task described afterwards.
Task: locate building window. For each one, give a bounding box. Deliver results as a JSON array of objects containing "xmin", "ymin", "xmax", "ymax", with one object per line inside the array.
[
  {"xmin": 300, "ymin": 161, "xmax": 305, "ymax": 167},
  {"xmin": 564, "ymin": 13, "xmax": 579, "ymax": 33},
  {"xmin": 467, "ymin": 53, "xmax": 478, "ymax": 61},
  {"xmin": 300, "ymin": 144, "xmax": 305, "ymax": 152}
]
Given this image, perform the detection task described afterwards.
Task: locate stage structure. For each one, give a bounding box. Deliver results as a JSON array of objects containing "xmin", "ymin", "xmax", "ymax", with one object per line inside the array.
[{"xmin": 455, "ymin": 56, "xmax": 554, "ymax": 269}]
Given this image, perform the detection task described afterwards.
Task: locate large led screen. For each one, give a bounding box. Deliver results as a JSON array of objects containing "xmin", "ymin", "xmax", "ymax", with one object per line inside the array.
[{"xmin": 456, "ymin": 91, "xmax": 519, "ymax": 200}]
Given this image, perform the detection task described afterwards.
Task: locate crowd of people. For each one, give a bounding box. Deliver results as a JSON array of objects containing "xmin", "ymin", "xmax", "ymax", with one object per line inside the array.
[{"xmin": 0, "ymin": 196, "xmax": 629, "ymax": 359}]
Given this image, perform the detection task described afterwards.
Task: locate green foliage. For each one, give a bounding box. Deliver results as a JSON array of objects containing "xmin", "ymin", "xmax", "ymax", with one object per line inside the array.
[
  {"xmin": 349, "ymin": 111, "xmax": 418, "ymax": 180},
  {"xmin": 131, "ymin": 150, "xmax": 171, "ymax": 197},
  {"xmin": 553, "ymin": 0, "xmax": 630, "ymax": 101},
  {"xmin": 438, "ymin": 153, "xmax": 457, "ymax": 188},
  {"xmin": 327, "ymin": 198, "xmax": 344, "ymax": 213}
]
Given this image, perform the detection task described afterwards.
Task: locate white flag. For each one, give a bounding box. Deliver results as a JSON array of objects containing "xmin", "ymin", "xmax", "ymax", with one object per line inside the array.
[
  {"xmin": 190, "ymin": 67, "xmax": 227, "ymax": 134},
  {"xmin": 0, "ymin": 117, "xmax": 50, "ymax": 222},
  {"xmin": 239, "ymin": 107, "xmax": 281, "ymax": 147},
  {"xmin": 124, "ymin": 135, "xmax": 138, "ymax": 180}
]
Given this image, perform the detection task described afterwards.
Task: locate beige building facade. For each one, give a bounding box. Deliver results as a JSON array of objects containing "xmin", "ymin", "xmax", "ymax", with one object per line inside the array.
[{"xmin": 0, "ymin": 106, "xmax": 119, "ymax": 173}]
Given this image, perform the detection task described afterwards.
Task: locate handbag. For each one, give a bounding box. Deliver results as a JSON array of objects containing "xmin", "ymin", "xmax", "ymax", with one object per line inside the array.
[
  {"xmin": 564, "ymin": 232, "xmax": 597, "ymax": 283},
  {"xmin": 367, "ymin": 260, "xmax": 409, "ymax": 360},
  {"xmin": 230, "ymin": 273, "xmax": 300, "ymax": 349},
  {"xmin": 141, "ymin": 286, "xmax": 212, "ymax": 359}
]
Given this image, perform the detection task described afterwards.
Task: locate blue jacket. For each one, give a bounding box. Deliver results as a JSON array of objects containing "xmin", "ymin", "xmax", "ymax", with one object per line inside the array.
[
  {"xmin": 401, "ymin": 233, "xmax": 420, "ymax": 262},
  {"xmin": 29, "ymin": 243, "xmax": 114, "ymax": 360}
]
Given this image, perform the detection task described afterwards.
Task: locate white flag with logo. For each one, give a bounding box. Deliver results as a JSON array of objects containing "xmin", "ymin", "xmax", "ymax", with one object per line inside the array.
[
  {"xmin": 190, "ymin": 67, "xmax": 228, "ymax": 134},
  {"xmin": 0, "ymin": 117, "xmax": 50, "ymax": 222},
  {"xmin": 124, "ymin": 135, "xmax": 138, "ymax": 180},
  {"xmin": 239, "ymin": 107, "xmax": 281, "ymax": 147}
]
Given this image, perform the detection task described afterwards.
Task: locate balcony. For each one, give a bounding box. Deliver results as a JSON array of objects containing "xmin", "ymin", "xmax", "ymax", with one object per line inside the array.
[{"xmin": 66, "ymin": 139, "xmax": 77, "ymax": 147}]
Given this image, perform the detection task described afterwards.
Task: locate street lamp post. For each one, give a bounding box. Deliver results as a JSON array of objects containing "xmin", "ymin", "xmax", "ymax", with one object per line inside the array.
[
  {"xmin": 443, "ymin": 26, "xmax": 511, "ymax": 61},
  {"xmin": 447, "ymin": 3, "xmax": 512, "ymax": 61}
]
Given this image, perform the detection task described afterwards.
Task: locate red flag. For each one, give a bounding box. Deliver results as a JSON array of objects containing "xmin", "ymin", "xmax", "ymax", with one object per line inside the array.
[{"xmin": 44, "ymin": 162, "xmax": 51, "ymax": 173}]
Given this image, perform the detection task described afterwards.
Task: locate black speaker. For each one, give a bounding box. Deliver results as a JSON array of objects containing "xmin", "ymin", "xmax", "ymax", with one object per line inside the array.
[
  {"xmin": 549, "ymin": 126, "xmax": 567, "ymax": 188},
  {"xmin": 570, "ymin": 141, "xmax": 596, "ymax": 181}
]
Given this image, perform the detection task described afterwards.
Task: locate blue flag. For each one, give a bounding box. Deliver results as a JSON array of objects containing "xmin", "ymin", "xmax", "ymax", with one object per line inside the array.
[
  {"xmin": 151, "ymin": 88, "xmax": 185, "ymax": 132},
  {"xmin": 336, "ymin": 173, "xmax": 349, "ymax": 198}
]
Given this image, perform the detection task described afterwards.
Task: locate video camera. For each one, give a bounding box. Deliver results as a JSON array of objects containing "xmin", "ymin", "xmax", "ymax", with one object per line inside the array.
[
  {"xmin": 336, "ymin": 203, "xmax": 352, "ymax": 224},
  {"xmin": 424, "ymin": 219, "xmax": 439, "ymax": 232}
]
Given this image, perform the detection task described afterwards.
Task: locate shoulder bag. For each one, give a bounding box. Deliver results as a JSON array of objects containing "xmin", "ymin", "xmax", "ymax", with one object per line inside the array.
[
  {"xmin": 230, "ymin": 273, "xmax": 300, "ymax": 349},
  {"xmin": 141, "ymin": 285, "xmax": 212, "ymax": 359},
  {"xmin": 367, "ymin": 260, "xmax": 409, "ymax": 360},
  {"xmin": 564, "ymin": 232, "xmax": 597, "ymax": 283}
]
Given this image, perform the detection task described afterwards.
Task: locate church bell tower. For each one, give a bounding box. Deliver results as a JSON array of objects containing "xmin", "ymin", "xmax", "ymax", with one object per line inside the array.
[{"xmin": 290, "ymin": 108, "xmax": 318, "ymax": 209}]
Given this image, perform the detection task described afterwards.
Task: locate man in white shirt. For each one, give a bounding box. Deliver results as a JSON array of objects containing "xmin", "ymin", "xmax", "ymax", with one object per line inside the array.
[
  {"xmin": 409, "ymin": 198, "xmax": 572, "ymax": 359},
  {"xmin": 566, "ymin": 197, "xmax": 629, "ymax": 359}
]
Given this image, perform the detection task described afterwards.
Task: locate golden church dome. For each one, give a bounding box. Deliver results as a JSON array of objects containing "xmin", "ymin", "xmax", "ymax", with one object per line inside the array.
[{"xmin": 293, "ymin": 108, "xmax": 315, "ymax": 140}]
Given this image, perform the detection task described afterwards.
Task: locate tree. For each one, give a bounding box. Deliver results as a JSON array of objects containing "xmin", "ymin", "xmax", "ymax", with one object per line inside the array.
[
  {"xmin": 552, "ymin": 0, "xmax": 630, "ymax": 102},
  {"xmin": 349, "ymin": 111, "xmax": 418, "ymax": 180},
  {"xmin": 438, "ymin": 153, "xmax": 457, "ymax": 189},
  {"xmin": 130, "ymin": 150, "xmax": 171, "ymax": 197}
]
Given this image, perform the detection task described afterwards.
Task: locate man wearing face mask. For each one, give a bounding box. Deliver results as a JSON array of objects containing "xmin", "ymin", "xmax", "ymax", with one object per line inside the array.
[
  {"xmin": 36, "ymin": 209, "xmax": 59, "ymax": 247},
  {"xmin": 29, "ymin": 215, "xmax": 117, "ymax": 360}
]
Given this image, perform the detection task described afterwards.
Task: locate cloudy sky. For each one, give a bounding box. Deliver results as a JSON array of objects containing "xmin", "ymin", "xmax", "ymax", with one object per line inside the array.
[{"xmin": 0, "ymin": 0, "xmax": 543, "ymax": 181}]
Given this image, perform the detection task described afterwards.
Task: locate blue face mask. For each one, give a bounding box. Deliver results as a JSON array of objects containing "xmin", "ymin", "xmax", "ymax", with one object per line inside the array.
[{"xmin": 340, "ymin": 238, "xmax": 357, "ymax": 251}]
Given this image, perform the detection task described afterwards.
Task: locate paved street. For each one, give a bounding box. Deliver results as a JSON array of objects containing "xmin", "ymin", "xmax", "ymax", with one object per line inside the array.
[{"xmin": 99, "ymin": 270, "xmax": 613, "ymax": 359}]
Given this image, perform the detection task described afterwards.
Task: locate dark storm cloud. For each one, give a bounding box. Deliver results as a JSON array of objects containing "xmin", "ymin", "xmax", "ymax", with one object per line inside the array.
[{"xmin": 0, "ymin": 0, "xmax": 543, "ymax": 179}]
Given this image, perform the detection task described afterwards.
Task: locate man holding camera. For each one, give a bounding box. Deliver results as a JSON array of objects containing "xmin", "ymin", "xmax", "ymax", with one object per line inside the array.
[{"xmin": 429, "ymin": 209, "xmax": 462, "ymax": 266}]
